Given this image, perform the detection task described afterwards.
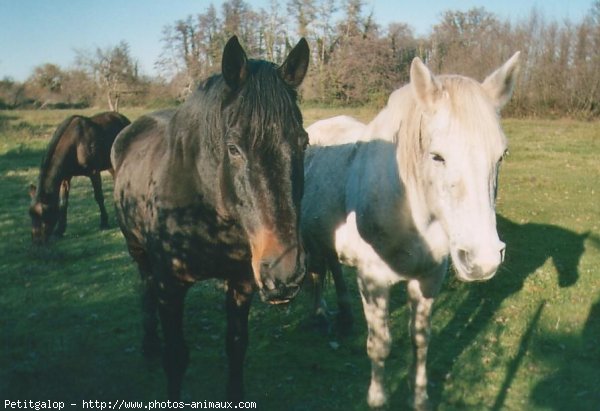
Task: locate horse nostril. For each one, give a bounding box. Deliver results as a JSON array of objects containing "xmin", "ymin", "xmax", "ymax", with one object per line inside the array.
[
  {"xmin": 457, "ymin": 248, "xmax": 472, "ymax": 270},
  {"xmin": 499, "ymin": 242, "xmax": 506, "ymax": 263}
]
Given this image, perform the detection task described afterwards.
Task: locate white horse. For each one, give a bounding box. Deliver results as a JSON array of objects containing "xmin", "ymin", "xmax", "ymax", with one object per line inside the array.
[
  {"xmin": 301, "ymin": 53, "xmax": 520, "ymax": 410},
  {"xmin": 306, "ymin": 115, "xmax": 368, "ymax": 145},
  {"xmin": 305, "ymin": 82, "xmax": 430, "ymax": 147}
]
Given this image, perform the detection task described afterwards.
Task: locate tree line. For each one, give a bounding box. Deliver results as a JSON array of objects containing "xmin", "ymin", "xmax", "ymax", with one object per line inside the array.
[{"xmin": 1, "ymin": 0, "xmax": 599, "ymax": 118}]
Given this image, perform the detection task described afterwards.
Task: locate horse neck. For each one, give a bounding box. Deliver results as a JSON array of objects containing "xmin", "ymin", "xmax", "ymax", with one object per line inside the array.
[
  {"xmin": 37, "ymin": 144, "xmax": 68, "ymax": 204},
  {"xmin": 37, "ymin": 116, "xmax": 81, "ymax": 204}
]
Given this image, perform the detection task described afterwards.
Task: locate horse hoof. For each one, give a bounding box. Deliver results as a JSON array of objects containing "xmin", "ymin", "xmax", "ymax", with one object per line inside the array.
[
  {"xmin": 367, "ymin": 385, "xmax": 388, "ymax": 409},
  {"xmin": 413, "ymin": 399, "xmax": 432, "ymax": 411}
]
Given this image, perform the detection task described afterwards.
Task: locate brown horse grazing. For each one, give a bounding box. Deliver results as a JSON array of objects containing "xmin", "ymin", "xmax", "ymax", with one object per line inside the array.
[
  {"xmin": 29, "ymin": 111, "xmax": 130, "ymax": 244},
  {"xmin": 111, "ymin": 36, "xmax": 309, "ymax": 401}
]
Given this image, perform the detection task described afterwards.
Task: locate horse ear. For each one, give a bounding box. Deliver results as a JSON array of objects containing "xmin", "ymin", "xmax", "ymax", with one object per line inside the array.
[
  {"xmin": 278, "ymin": 38, "xmax": 310, "ymax": 88},
  {"xmin": 222, "ymin": 36, "xmax": 248, "ymax": 91},
  {"xmin": 482, "ymin": 51, "xmax": 520, "ymax": 110},
  {"xmin": 29, "ymin": 184, "xmax": 37, "ymax": 200},
  {"xmin": 410, "ymin": 57, "xmax": 442, "ymax": 111}
]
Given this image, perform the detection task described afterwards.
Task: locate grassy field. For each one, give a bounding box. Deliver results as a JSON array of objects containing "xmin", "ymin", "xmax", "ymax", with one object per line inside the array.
[{"xmin": 1, "ymin": 107, "xmax": 598, "ymax": 410}]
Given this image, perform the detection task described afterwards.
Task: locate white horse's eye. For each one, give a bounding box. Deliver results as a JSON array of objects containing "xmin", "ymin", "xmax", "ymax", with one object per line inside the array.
[{"xmin": 431, "ymin": 153, "xmax": 445, "ymax": 163}]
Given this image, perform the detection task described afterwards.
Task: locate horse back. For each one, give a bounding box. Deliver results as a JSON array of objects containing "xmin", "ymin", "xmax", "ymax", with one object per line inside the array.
[{"xmin": 111, "ymin": 110, "xmax": 174, "ymax": 174}]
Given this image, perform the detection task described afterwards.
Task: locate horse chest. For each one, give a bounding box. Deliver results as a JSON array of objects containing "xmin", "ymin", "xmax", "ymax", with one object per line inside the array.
[{"xmin": 141, "ymin": 202, "xmax": 251, "ymax": 281}]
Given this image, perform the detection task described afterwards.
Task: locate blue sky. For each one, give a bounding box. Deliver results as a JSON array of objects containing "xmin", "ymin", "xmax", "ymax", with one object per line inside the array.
[{"xmin": 0, "ymin": 0, "xmax": 593, "ymax": 82}]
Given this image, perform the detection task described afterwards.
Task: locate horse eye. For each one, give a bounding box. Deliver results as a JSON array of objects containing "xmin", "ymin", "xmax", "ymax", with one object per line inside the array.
[
  {"xmin": 227, "ymin": 144, "xmax": 241, "ymax": 157},
  {"xmin": 431, "ymin": 153, "xmax": 445, "ymax": 163}
]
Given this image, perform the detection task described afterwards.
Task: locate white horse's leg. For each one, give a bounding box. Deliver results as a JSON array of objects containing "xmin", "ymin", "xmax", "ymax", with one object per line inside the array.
[
  {"xmin": 407, "ymin": 279, "xmax": 434, "ymax": 411},
  {"xmin": 358, "ymin": 274, "xmax": 391, "ymax": 408}
]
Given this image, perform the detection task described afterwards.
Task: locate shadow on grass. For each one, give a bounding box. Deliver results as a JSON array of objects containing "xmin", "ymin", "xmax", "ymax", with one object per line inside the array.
[
  {"xmin": 418, "ymin": 215, "xmax": 590, "ymax": 409},
  {"xmin": 530, "ymin": 300, "xmax": 600, "ymax": 410}
]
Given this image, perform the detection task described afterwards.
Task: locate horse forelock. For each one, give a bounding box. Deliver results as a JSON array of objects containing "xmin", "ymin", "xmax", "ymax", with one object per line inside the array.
[
  {"xmin": 173, "ymin": 60, "xmax": 302, "ymax": 156},
  {"xmin": 391, "ymin": 75, "xmax": 506, "ymax": 184},
  {"xmin": 440, "ymin": 75, "xmax": 506, "ymax": 153},
  {"xmin": 238, "ymin": 60, "xmax": 303, "ymax": 152}
]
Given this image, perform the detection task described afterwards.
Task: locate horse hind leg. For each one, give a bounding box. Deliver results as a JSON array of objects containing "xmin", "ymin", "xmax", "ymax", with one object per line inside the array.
[
  {"xmin": 407, "ymin": 279, "xmax": 435, "ymax": 411},
  {"xmin": 90, "ymin": 172, "xmax": 109, "ymax": 229},
  {"xmin": 358, "ymin": 274, "xmax": 391, "ymax": 408}
]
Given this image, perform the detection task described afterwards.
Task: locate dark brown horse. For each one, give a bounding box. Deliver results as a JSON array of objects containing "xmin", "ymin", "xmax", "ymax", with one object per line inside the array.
[
  {"xmin": 29, "ymin": 111, "xmax": 130, "ymax": 244},
  {"xmin": 111, "ymin": 36, "xmax": 309, "ymax": 401}
]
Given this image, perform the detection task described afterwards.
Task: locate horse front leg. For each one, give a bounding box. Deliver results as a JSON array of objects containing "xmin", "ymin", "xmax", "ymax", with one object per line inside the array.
[
  {"xmin": 157, "ymin": 281, "xmax": 190, "ymax": 400},
  {"xmin": 358, "ymin": 273, "xmax": 391, "ymax": 408},
  {"xmin": 56, "ymin": 179, "xmax": 70, "ymax": 237},
  {"xmin": 90, "ymin": 172, "xmax": 109, "ymax": 229},
  {"xmin": 407, "ymin": 279, "xmax": 435, "ymax": 411},
  {"xmin": 225, "ymin": 278, "xmax": 254, "ymax": 402},
  {"xmin": 139, "ymin": 262, "xmax": 161, "ymax": 358}
]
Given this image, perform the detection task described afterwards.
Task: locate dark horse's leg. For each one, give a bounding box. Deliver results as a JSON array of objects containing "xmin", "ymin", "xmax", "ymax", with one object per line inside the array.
[
  {"xmin": 56, "ymin": 179, "xmax": 70, "ymax": 237},
  {"xmin": 225, "ymin": 277, "xmax": 254, "ymax": 402},
  {"xmin": 158, "ymin": 279, "xmax": 190, "ymax": 400},
  {"xmin": 309, "ymin": 249, "xmax": 353, "ymax": 332},
  {"xmin": 136, "ymin": 255, "xmax": 161, "ymax": 358},
  {"xmin": 90, "ymin": 172, "xmax": 109, "ymax": 229},
  {"xmin": 328, "ymin": 252, "xmax": 353, "ymax": 330}
]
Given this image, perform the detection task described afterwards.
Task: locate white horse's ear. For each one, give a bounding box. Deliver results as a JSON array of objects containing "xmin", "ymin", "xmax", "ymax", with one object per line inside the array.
[
  {"xmin": 482, "ymin": 51, "xmax": 520, "ymax": 110},
  {"xmin": 410, "ymin": 57, "xmax": 443, "ymax": 111}
]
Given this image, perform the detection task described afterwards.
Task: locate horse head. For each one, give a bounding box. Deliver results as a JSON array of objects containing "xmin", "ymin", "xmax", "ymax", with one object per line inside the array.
[
  {"xmin": 408, "ymin": 52, "xmax": 520, "ymax": 282},
  {"xmin": 218, "ymin": 36, "xmax": 310, "ymax": 303},
  {"xmin": 28, "ymin": 183, "xmax": 59, "ymax": 245}
]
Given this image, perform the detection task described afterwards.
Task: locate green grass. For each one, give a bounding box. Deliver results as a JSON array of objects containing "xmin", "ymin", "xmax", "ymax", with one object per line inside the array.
[{"xmin": 1, "ymin": 109, "xmax": 598, "ymax": 410}]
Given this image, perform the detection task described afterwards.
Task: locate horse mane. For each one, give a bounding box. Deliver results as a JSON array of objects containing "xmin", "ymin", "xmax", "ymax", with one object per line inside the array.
[{"xmin": 170, "ymin": 60, "xmax": 302, "ymax": 155}]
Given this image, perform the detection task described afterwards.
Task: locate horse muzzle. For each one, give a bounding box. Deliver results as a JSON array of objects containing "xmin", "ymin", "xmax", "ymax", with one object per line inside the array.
[
  {"xmin": 452, "ymin": 241, "xmax": 505, "ymax": 282},
  {"xmin": 255, "ymin": 250, "xmax": 306, "ymax": 304},
  {"xmin": 249, "ymin": 229, "xmax": 307, "ymax": 303}
]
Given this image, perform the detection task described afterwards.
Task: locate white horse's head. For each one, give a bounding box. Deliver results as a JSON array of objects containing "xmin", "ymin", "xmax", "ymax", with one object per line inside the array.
[{"xmin": 407, "ymin": 53, "xmax": 520, "ymax": 281}]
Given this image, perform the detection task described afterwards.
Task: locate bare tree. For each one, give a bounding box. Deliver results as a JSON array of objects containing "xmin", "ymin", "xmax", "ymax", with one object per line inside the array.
[
  {"xmin": 259, "ymin": 0, "xmax": 288, "ymax": 62},
  {"xmin": 287, "ymin": 0, "xmax": 316, "ymax": 40},
  {"xmin": 76, "ymin": 41, "xmax": 140, "ymax": 111}
]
